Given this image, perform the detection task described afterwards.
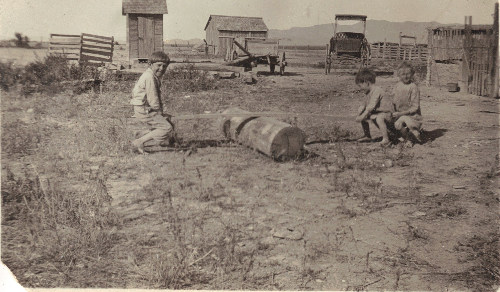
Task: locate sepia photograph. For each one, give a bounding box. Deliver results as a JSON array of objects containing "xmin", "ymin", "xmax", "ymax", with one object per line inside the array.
[{"xmin": 1, "ymin": 0, "xmax": 499, "ymax": 291}]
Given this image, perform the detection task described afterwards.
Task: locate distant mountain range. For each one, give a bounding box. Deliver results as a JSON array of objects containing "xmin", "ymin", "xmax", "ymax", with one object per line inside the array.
[
  {"xmin": 269, "ymin": 20, "xmax": 463, "ymax": 45},
  {"xmin": 165, "ymin": 20, "xmax": 464, "ymax": 47},
  {"xmin": 6, "ymin": 20, "xmax": 466, "ymax": 47}
]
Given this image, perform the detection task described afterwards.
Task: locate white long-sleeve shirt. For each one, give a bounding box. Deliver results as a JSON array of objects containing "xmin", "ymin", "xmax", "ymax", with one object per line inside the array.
[{"xmin": 130, "ymin": 68, "xmax": 163, "ymax": 112}]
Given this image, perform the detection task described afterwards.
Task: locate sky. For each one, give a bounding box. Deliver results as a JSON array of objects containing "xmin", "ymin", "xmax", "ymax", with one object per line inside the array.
[{"xmin": 0, "ymin": 0, "xmax": 497, "ymax": 42}]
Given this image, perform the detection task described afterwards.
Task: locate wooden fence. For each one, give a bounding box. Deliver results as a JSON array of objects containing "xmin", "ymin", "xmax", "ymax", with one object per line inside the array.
[
  {"xmin": 79, "ymin": 33, "xmax": 114, "ymax": 65},
  {"xmin": 461, "ymin": 8, "xmax": 498, "ymax": 97},
  {"xmin": 49, "ymin": 33, "xmax": 114, "ymax": 65},
  {"xmin": 371, "ymin": 43, "xmax": 428, "ymax": 62},
  {"xmin": 49, "ymin": 34, "xmax": 81, "ymax": 60}
]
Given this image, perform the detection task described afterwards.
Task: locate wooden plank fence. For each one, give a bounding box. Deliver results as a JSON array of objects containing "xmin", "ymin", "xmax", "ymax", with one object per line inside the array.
[
  {"xmin": 49, "ymin": 33, "xmax": 114, "ymax": 66},
  {"xmin": 80, "ymin": 33, "xmax": 114, "ymax": 65},
  {"xmin": 462, "ymin": 9, "xmax": 498, "ymax": 97},
  {"xmin": 49, "ymin": 34, "xmax": 81, "ymax": 61},
  {"xmin": 371, "ymin": 43, "xmax": 428, "ymax": 62}
]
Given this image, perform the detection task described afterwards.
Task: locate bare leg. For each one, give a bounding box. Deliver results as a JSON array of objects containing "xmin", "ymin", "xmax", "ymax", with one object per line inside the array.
[
  {"xmin": 410, "ymin": 129, "xmax": 422, "ymax": 143},
  {"xmin": 357, "ymin": 121, "xmax": 372, "ymax": 142},
  {"xmin": 376, "ymin": 115, "xmax": 390, "ymax": 145},
  {"xmin": 399, "ymin": 126, "xmax": 409, "ymax": 140}
]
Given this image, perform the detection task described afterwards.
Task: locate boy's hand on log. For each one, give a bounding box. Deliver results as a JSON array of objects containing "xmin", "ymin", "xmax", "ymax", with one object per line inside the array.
[{"xmin": 355, "ymin": 114, "xmax": 365, "ymax": 122}]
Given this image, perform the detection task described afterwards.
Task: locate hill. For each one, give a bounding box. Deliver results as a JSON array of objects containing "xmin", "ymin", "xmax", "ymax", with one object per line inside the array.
[{"xmin": 269, "ymin": 20, "xmax": 462, "ymax": 45}]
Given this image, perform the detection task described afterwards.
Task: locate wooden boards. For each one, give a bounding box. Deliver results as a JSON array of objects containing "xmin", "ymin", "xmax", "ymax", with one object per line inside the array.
[{"xmin": 49, "ymin": 33, "xmax": 114, "ymax": 65}]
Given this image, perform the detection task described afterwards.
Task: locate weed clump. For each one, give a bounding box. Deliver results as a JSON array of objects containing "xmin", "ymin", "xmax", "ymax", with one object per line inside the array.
[
  {"xmin": 1, "ymin": 55, "xmax": 102, "ymax": 95},
  {"xmin": 1, "ymin": 167, "xmax": 119, "ymax": 286},
  {"xmin": 0, "ymin": 61, "xmax": 22, "ymax": 91},
  {"xmin": 162, "ymin": 65, "xmax": 218, "ymax": 94},
  {"xmin": 1, "ymin": 120, "xmax": 50, "ymax": 157}
]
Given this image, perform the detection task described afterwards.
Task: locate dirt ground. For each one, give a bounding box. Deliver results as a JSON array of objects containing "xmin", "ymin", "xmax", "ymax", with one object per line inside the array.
[{"xmin": 1, "ymin": 50, "xmax": 499, "ymax": 291}]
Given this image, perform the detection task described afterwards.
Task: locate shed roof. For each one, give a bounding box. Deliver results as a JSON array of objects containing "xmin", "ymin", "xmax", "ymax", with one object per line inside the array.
[
  {"xmin": 204, "ymin": 15, "xmax": 268, "ymax": 32},
  {"xmin": 122, "ymin": 0, "xmax": 168, "ymax": 15}
]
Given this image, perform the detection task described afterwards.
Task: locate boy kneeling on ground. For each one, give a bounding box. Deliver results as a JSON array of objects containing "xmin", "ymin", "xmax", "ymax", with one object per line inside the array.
[
  {"xmin": 130, "ymin": 51, "xmax": 175, "ymax": 154},
  {"xmin": 355, "ymin": 68, "xmax": 395, "ymax": 147}
]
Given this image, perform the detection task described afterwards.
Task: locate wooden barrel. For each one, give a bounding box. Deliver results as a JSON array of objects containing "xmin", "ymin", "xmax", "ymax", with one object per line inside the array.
[
  {"xmin": 219, "ymin": 107, "xmax": 258, "ymax": 140},
  {"xmin": 237, "ymin": 117, "xmax": 306, "ymax": 160}
]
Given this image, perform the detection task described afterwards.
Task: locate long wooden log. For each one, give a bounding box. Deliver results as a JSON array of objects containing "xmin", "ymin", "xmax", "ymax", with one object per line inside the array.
[
  {"xmin": 168, "ymin": 62, "xmax": 247, "ymax": 73},
  {"xmin": 172, "ymin": 111, "xmax": 354, "ymax": 121}
]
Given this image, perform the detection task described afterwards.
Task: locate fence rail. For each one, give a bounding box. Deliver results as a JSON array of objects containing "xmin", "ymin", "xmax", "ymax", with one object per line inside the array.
[
  {"xmin": 371, "ymin": 44, "xmax": 428, "ymax": 62},
  {"xmin": 80, "ymin": 33, "xmax": 114, "ymax": 65},
  {"xmin": 49, "ymin": 34, "xmax": 81, "ymax": 61},
  {"xmin": 48, "ymin": 33, "xmax": 114, "ymax": 65}
]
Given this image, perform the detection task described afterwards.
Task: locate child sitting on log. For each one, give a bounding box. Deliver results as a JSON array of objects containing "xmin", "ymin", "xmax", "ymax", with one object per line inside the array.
[
  {"xmin": 355, "ymin": 68, "xmax": 395, "ymax": 146},
  {"xmin": 392, "ymin": 62, "xmax": 422, "ymax": 145},
  {"xmin": 130, "ymin": 51, "xmax": 175, "ymax": 154}
]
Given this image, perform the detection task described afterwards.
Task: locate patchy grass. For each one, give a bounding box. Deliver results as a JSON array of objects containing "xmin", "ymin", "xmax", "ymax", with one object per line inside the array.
[
  {"xmin": 1, "ymin": 165, "xmax": 119, "ymax": 287},
  {"xmin": 1, "ymin": 49, "xmax": 498, "ymax": 291}
]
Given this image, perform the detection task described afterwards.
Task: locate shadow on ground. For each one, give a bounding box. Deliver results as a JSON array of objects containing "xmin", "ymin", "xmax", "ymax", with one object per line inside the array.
[
  {"xmin": 256, "ymin": 71, "xmax": 303, "ymax": 77},
  {"xmin": 422, "ymin": 128, "xmax": 448, "ymax": 143}
]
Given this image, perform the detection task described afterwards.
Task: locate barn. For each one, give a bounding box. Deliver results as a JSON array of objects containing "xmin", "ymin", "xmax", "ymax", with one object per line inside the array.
[
  {"xmin": 204, "ymin": 15, "xmax": 268, "ymax": 56},
  {"xmin": 122, "ymin": 0, "xmax": 168, "ymax": 61}
]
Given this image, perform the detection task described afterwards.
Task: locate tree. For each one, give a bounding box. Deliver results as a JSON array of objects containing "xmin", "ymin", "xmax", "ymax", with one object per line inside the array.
[{"xmin": 14, "ymin": 32, "xmax": 30, "ymax": 48}]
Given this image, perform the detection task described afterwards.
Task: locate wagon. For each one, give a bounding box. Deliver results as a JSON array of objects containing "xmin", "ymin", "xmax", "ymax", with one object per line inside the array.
[
  {"xmin": 225, "ymin": 37, "xmax": 287, "ymax": 75},
  {"xmin": 325, "ymin": 14, "xmax": 371, "ymax": 74}
]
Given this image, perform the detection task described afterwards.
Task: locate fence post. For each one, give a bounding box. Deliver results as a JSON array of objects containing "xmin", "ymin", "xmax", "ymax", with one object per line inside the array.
[
  {"xmin": 464, "ymin": 16, "xmax": 473, "ymax": 94},
  {"xmin": 426, "ymin": 29, "xmax": 432, "ymax": 87},
  {"xmin": 110, "ymin": 36, "xmax": 114, "ymax": 63},
  {"xmin": 79, "ymin": 33, "xmax": 83, "ymax": 64},
  {"xmin": 491, "ymin": 2, "xmax": 499, "ymax": 98}
]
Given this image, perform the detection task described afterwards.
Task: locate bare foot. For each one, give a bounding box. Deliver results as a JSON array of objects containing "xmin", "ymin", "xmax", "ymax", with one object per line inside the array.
[
  {"xmin": 380, "ymin": 139, "xmax": 391, "ymax": 147},
  {"xmin": 132, "ymin": 140, "xmax": 146, "ymax": 154},
  {"xmin": 403, "ymin": 140, "xmax": 414, "ymax": 148},
  {"xmin": 357, "ymin": 136, "xmax": 372, "ymax": 143}
]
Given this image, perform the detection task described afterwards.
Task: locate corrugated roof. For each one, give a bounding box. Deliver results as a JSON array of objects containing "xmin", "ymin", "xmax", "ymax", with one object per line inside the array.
[
  {"xmin": 122, "ymin": 0, "xmax": 168, "ymax": 15},
  {"xmin": 204, "ymin": 15, "xmax": 268, "ymax": 32}
]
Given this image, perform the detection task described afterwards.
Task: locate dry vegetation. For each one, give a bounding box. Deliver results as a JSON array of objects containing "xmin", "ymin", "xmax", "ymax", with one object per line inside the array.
[{"xmin": 1, "ymin": 48, "xmax": 499, "ymax": 290}]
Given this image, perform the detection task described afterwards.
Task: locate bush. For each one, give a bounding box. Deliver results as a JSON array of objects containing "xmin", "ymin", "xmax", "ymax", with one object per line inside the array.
[
  {"xmin": 11, "ymin": 55, "xmax": 102, "ymax": 95},
  {"xmin": 0, "ymin": 61, "xmax": 22, "ymax": 91},
  {"xmin": 162, "ymin": 65, "xmax": 218, "ymax": 93},
  {"xmin": 21, "ymin": 54, "xmax": 73, "ymax": 85}
]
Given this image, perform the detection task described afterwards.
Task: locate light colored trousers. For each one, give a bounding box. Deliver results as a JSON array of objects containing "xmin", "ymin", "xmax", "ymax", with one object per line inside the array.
[{"xmin": 131, "ymin": 106, "xmax": 173, "ymax": 143}]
